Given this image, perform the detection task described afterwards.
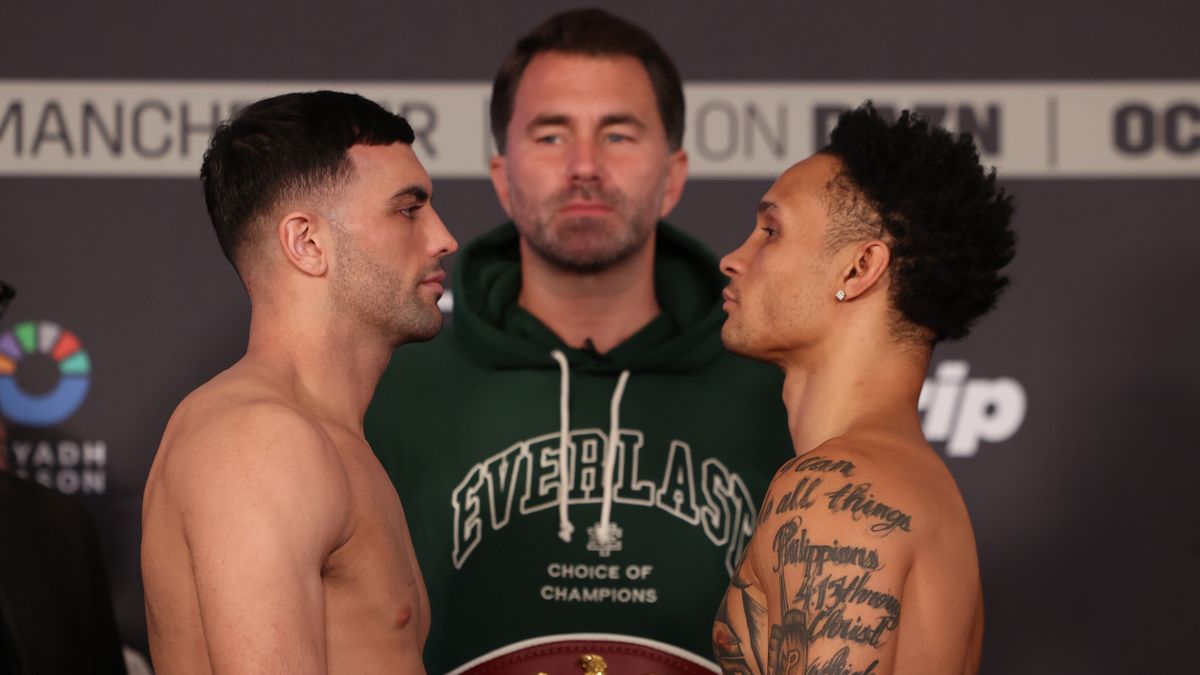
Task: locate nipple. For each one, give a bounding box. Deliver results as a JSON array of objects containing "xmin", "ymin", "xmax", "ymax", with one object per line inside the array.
[{"xmin": 394, "ymin": 605, "xmax": 412, "ymax": 629}]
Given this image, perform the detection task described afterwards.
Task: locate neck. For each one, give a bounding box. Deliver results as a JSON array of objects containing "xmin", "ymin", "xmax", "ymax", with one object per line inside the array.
[
  {"xmin": 243, "ymin": 301, "xmax": 395, "ymax": 433},
  {"xmin": 517, "ymin": 234, "xmax": 660, "ymax": 354},
  {"xmin": 779, "ymin": 326, "xmax": 930, "ymax": 455}
]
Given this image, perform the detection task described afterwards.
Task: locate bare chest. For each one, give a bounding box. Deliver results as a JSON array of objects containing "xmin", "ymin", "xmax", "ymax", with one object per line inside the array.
[{"xmin": 322, "ymin": 441, "xmax": 430, "ymax": 645}]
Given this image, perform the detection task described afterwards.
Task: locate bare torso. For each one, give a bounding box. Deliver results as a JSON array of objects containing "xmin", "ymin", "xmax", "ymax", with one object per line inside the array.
[
  {"xmin": 714, "ymin": 431, "xmax": 982, "ymax": 675},
  {"xmin": 142, "ymin": 365, "xmax": 429, "ymax": 674}
]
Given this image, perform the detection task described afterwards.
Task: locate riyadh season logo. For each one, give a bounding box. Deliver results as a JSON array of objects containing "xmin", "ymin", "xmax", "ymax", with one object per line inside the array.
[
  {"xmin": 0, "ymin": 320, "xmax": 91, "ymax": 425},
  {"xmin": 0, "ymin": 319, "xmax": 108, "ymax": 494},
  {"xmin": 919, "ymin": 360, "xmax": 1026, "ymax": 457}
]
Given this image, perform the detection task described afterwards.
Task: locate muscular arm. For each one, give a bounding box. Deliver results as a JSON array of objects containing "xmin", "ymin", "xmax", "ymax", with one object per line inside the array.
[
  {"xmin": 714, "ymin": 498, "xmax": 773, "ymax": 674},
  {"xmin": 726, "ymin": 453, "xmax": 916, "ymax": 675},
  {"xmin": 167, "ymin": 405, "xmax": 351, "ymax": 675}
]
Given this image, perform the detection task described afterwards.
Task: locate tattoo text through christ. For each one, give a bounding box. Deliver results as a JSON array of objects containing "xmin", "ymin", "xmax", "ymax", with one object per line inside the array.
[
  {"xmin": 794, "ymin": 456, "xmax": 856, "ymax": 477},
  {"xmin": 775, "ymin": 475, "xmax": 823, "ymax": 514},
  {"xmin": 796, "ymin": 571, "xmax": 901, "ymax": 623},
  {"xmin": 773, "ymin": 519, "xmax": 880, "ymax": 575},
  {"xmin": 824, "ymin": 483, "xmax": 913, "ymax": 535},
  {"xmin": 775, "ymin": 455, "xmax": 857, "ymax": 479}
]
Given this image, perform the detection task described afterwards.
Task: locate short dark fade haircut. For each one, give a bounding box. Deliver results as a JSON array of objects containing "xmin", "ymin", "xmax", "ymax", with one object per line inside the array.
[
  {"xmin": 820, "ymin": 103, "xmax": 1016, "ymax": 344},
  {"xmin": 489, "ymin": 8, "xmax": 685, "ymax": 154},
  {"xmin": 201, "ymin": 91, "xmax": 415, "ymax": 269}
]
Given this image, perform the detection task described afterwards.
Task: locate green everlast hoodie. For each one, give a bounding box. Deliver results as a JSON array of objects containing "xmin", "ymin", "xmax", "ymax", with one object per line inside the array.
[{"xmin": 365, "ymin": 222, "xmax": 793, "ymax": 673}]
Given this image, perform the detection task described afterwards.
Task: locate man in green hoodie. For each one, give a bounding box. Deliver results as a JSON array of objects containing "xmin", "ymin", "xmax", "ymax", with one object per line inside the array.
[{"xmin": 366, "ymin": 9, "xmax": 793, "ymax": 672}]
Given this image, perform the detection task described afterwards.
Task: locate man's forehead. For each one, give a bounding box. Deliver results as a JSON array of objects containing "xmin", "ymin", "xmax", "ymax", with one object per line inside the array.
[
  {"xmin": 525, "ymin": 50, "xmax": 648, "ymax": 81},
  {"xmin": 515, "ymin": 52, "xmax": 656, "ymax": 113},
  {"xmin": 763, "ymin": 154, "xmax": 842, "ymax": 213},
  {"xmin": 347, "ymin": 142, "xmax": 431, "ymax": 189},
  {"xmin": 348, "ymin": 141, "xmax": 418, "ymax": 168}
]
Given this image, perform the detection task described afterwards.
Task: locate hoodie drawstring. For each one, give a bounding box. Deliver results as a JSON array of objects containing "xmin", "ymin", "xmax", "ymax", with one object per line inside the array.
[
  {"xmin": 550, "ymin": 350, "xmax": 574, "ymax": 542},
  {"xmin": 550, "ymin": 349, "xmax": 631, "ymax": 546},
  {"xmin": 596, "ymin": 369, "xmax": 631, "ymax": 546}
]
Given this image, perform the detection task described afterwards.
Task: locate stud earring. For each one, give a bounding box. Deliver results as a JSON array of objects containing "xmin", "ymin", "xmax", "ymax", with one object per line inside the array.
[{"xmin": 835, "ymin": 290, "xmax": 847, "ymax": 302}]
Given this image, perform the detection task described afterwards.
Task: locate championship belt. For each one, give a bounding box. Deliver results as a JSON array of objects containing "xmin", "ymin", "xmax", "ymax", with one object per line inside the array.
[{"xmin": 454, "ymin": 634, "xmax": 720, "ymax": 675}]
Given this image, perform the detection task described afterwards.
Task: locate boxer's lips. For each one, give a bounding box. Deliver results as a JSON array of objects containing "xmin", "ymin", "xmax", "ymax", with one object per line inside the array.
[
  {"xmin": 420, "ymin": 271, "xmax": 446, "ymax": 294},
  {"xmin": 722, "ymin": 288, "xmax": 737, "ymax": 310}
]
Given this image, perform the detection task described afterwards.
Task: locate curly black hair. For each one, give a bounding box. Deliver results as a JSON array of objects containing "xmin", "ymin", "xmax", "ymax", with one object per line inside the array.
[{"xmin": 820, "ymin": 103, "xmax": 1016, "ymax": 344}]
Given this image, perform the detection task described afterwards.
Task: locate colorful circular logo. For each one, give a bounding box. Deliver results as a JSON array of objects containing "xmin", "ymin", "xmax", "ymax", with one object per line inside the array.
[{"xmin": 0, "ymin": 320, "xmax": 91, "ymax": 426}]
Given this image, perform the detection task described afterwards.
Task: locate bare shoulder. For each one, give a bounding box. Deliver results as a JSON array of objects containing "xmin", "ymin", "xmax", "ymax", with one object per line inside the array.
[
  {"xmin": 762, "ymin": 435, "xmax": 966, "ymax": 543},
  {"xmin": 747, "ymin": 436, "xmax": 954, "ymax": 590},
  {"xmin": 143, "ymin": 370, "xmax": 358, "ymax": 674},
  {"xmin": 728, "ymin": 438, "xmax": 978, "ymax": 674},
  {"xmin": 729, "ymin": 439, "xmax": 953, "ymax": 673},
  {"xmin": 149, "ymin": 372, "xmax": 350, "ymax": 526}
]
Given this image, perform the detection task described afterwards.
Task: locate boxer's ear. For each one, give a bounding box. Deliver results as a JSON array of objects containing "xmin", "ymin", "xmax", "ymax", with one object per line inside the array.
[
  {"xmin": 840, "ymin": 240, "xmax": 890, "ymax": 300},
  {"xmin": 278, "ymin": 212, "xmax": 329, "ymax": 277}
]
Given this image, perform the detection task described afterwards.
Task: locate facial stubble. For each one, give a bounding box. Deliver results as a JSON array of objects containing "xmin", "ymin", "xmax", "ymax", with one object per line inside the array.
[{"xmin": 330, "ymin": 226, "xmax": 442, "ymax": 345}]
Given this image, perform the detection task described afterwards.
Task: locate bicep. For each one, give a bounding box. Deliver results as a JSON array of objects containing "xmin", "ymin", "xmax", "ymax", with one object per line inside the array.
[
  {"xmin": 756, "ymin": 469, "xmax": 914, "ymax": 674},
  {"xmin": 714, "ymin": 560, "xmax": 772, "ymax": 675},
  {"xmin": 177, "ymin": 425, "xmax": 347, "ymax": 674}
]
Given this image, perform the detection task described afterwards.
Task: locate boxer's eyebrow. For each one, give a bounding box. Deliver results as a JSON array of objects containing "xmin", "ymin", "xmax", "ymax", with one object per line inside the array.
[
  {"xmin": 758, "ymin": 200, "xmax": 778, "ymax": 215},
  {"xmin": 389, "ymin": 185, "xmax": 430, "ymax": 205}
]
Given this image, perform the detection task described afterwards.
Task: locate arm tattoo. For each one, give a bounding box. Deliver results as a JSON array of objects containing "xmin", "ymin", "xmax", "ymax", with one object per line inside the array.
[
  {"xmin": 721, "ymin": 457, "xmax": 912, "ymax": 674},
  {"xmin": 715, "ymin": 565, "xmax": 768, "ymax": 673}
]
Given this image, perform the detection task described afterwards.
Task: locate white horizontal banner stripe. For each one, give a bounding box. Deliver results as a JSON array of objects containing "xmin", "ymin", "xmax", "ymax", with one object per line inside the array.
[{"xmin": 0, "ymin": 80, "xmax": 1197, "ymax": 178}]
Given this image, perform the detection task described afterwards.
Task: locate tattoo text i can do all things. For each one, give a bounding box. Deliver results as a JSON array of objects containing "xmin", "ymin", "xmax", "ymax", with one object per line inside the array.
[{"xmin": 715, "ymin": 455, "xmax": 914, "ymax": 675}]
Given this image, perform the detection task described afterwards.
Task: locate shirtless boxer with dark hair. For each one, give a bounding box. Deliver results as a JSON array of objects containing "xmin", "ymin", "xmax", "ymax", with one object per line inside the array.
[{"xmin": 141, "ymin": 91, "xmax": 456, "ymax": 675}]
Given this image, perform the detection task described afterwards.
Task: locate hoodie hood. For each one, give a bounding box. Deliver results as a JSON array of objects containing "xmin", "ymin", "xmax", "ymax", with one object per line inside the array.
[{"xmin": 452, "ymin": 221, "xmax": 728, "ymax": 374}]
